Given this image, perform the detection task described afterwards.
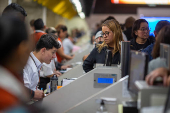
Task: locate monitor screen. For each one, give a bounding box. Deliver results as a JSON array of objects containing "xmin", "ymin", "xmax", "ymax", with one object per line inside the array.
[
  {"xmin": 128, "ymin": 51, "xmax": 148, "ymax": 94},
  {"xmin": 97, "ymin": 78, "xmax": 114, "ymax": 84},
  {"xmin": 140, "ymin": 17, "xmax": 170, "ymax": 36}
]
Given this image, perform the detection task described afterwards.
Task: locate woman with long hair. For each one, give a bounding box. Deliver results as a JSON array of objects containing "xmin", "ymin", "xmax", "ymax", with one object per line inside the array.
[
  {"xmin": 83, "ymin": 19, "xmax": 123, "ymax": 73},
  {"xmin": 148, "ymin": 25, "xmax": 170, "ymax": 73}
]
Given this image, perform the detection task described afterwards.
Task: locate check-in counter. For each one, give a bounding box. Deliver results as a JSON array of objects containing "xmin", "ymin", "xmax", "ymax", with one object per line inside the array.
[{"xmin": 42, "ymin": 66, "xmax": 121, "ymax": 113}]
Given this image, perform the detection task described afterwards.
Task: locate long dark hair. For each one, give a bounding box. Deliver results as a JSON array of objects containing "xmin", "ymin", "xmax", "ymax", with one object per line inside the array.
[{"xmin": 152, "ymin": 25, "xmax": 170, "ymax": 58}]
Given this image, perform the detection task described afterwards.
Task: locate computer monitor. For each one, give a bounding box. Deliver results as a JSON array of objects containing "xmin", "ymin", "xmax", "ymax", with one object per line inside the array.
[
  {"xmin": 121, "ymin": 41, "xmax": 130, "ymax": 78},
  {"xmin": 128, "ymin": 51, "xmax": 148, "ymax": 94},
  {"xmin": 164, "ymin": 86, "xmax": 170, "ymax": 113},
  {"xmin": 160, "ymin": 43, "xmax": 170, "ymax": 69}
]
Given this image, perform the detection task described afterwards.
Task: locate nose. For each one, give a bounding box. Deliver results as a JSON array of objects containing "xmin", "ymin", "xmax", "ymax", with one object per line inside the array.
[{"xmin": 144, "ymin": 29, "xmax": 149, "ymax": 32}]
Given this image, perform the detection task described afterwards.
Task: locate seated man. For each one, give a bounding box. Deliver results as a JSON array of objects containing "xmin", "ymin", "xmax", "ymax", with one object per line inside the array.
[
  {"xmin": 39, "ymin": 58, "xmax": 62, "ymax": 90},
  {"xmin": 23, "ymin": 34, "xmax": 60, "ymax": 95}
]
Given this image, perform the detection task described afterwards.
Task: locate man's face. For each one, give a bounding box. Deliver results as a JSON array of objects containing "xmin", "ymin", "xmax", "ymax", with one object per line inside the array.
[
  {"xmin": 95, "ymin": 36, "xmax": 103, "ymax": 43},
  {"xmin": 42, "ymin": 47, "xmax": 57, "ymax": 64}
]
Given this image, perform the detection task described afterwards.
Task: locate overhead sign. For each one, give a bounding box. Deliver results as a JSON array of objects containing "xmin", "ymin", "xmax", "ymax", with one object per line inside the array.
[{"xmin": 111, "ymin": 0, "xmax": 170, "ymax": 5}]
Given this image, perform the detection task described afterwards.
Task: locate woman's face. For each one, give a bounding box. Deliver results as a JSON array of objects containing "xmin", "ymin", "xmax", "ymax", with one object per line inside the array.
[
  {"xmin": 59, "ymin": 29, "xmax": 67, "ymax": 38},
  {"xmin": 102, "ymin": 26, "xmax": 114, "ymax": 46},
  {"xmin": 135, "ymin": 22, "xmax": 150, "ymax": 39}
]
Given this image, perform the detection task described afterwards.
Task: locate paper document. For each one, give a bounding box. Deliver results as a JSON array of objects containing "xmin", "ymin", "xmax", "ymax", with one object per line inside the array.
[{"xmin": 62, "ymin": 78, "xmax": 77, "ymax": 86}]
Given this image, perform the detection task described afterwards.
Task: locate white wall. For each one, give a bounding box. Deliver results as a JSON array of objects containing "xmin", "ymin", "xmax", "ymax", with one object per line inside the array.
[
  {"xmin": 0, "ymin": 0, "xmax": 8, "ymax": 15},
  {"xmin": 137, "ymin": 7, "xmax": 170, "ymax": 18},
  {"xmin": 65, "ymin": 16, "xmax": 89, "ymax": 35},
  {"xmin": 12, "ymin": 0, "xmax": 89, "ymax": 37}
]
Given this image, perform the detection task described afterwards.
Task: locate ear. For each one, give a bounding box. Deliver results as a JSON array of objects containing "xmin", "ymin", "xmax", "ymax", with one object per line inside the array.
[
  {"xmin": 40, "ymin": 47, "xmax": 46, "ymax": 54},
  {"xmin": 44, "ymin": 25, "xmax": 46, "ymax": 29}
]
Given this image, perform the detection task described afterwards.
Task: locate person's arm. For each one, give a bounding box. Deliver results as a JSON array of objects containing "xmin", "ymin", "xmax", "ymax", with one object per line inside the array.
[
  {"xmin": 27, "ymin": 87, "xmax": 34, "ymax": 99},
  {"xmin": 61, "ymin": 65, "xmax": 71, "ymax": 70},
  {"xmin": 40, "ymin": 62, "xmax": 62, "ymax": 78},
  {"xmin": 56, "ymin": 47, "xmax": 73, "ymax": 60},
  {"xmin": 23, "ymin": 65, "xmax": 32, "ymax": 89},
  {"xmin": 83, "ymin": 48, "xmax": 96, "ymax": 73},
  {"xmin": 83, "ymin": 54, "xmax": 89, "ymax": 61},
  {"xmin": 146, "ymin": 67, "xmax": 169, "ymax": 86},
  {"xmin": 55, "ymin": 61, "xmax": 62, "ymax": 70},
  {"xmin": 167, "ymin": 76, "xmax": 170, "ymax": 86},
  {"xmin": 34, "ymin": 90, "xmax": 44, "ymax": 100},
  {"xmin": 46, "ymin": 71, "xmax": 62, "ymax": 78},
  {"xmin": 67, "ymin": 39, "xmax": 74, "ymax": 53}
]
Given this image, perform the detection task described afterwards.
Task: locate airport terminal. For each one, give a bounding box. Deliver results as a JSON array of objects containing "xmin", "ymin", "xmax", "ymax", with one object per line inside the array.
[{"xmin": 0, "ymin": 0, "xmax": 170, "ymax": 113}]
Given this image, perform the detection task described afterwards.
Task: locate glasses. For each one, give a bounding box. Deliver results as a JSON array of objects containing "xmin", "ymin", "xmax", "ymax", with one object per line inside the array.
[
  {"xmin": 139, "ymin": 28, "xmax": 151, "ymax": 32},
  {"xmin": 102, "ymin": 31, "xmax": 110, "ymax": 37}
]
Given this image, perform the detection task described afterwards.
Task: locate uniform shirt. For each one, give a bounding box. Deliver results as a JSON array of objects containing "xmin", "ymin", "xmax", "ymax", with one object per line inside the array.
[
  {"xmin": 33, "ymin": 30, "xmax": 46, "ymax": 45},
  {"xmin": 56, "ymin": 38, "xmax": 63, "ymax": 63},
  {"xmin": 0, "ymin": 66, "xmax": 29, "ymax": 110},
  {"xmin": 23, "ymin": 52, "xmax": 42, "ymax": 91},
  {"xmin": 40, "ymin": 58, "xmax": 56, "ymax": 78},
  {"xmin": 63, "ymin": 38, "xmax": 73, "ymax": 55}
]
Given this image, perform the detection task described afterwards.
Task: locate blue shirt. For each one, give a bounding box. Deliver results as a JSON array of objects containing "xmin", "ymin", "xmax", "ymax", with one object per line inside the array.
[{"xmin": 141, "ymin": 43, "xmax": 154, "ymax": 61}]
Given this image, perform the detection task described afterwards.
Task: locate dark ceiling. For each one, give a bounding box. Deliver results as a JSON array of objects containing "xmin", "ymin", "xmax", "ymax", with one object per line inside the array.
[
  {"xmin": 82, "ymin": 0, "xmax": 95, "ymax": 17},
  {"xmin": 83, "ymin": 0, "xmax": 170, "ymax": 17}
]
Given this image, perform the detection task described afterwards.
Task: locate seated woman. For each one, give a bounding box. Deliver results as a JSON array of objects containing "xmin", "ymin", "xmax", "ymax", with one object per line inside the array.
[
  {"xmin": 148, "ymin": 25, "xmax": 170, "ymax": 73},
  {"xmin": 130, "ymin": 19, "xmax": 154, "ymax": 51},
  {"xmin": 83, "ymin": 19, "xmax": 123, "ymax": 73},
  {"xmin": 55, "ymin": 25, "xmax": 74, "ymax": 63}
]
